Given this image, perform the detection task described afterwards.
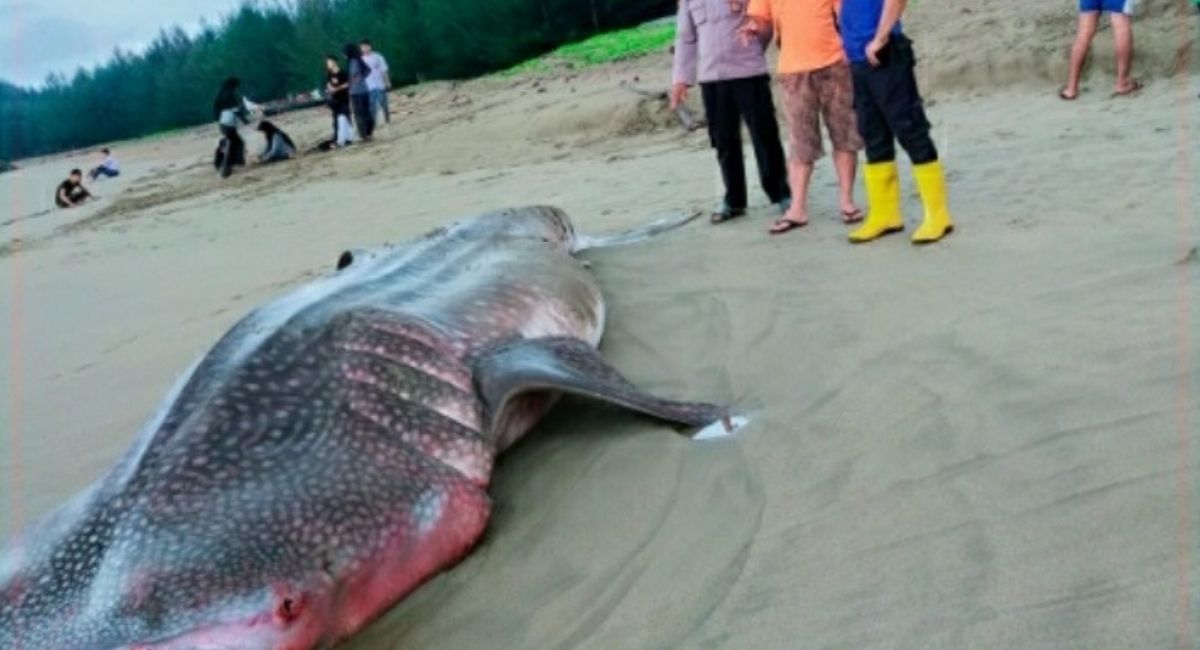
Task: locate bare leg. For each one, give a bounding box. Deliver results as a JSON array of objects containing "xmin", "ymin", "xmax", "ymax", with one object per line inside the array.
[
  {"xmin": 833, "ymin": 150, "xmax": 860, "ymax": 220},
  {"xmin": 772, "ymin": 159, "xmax": 813, "ymax": 231},
  {"xmin": 1110, "ymin": 13, "xmax": 1137, "ymax": 93},
  {"xmin": 1063, "ymin": 12, "xmax": 1100, "ymax": 99}
]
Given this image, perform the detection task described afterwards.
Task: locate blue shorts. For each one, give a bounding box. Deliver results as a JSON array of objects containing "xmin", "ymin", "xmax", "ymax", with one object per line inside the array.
[{"xmin": 1079, "ymin": 0, "xmax": 1134, "ymax": 14}]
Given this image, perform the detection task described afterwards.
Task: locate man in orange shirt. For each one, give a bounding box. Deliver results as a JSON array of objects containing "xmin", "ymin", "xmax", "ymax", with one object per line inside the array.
[{"xmin": 741, "ymin": 0, "xmax": 864, "ymax": 235}]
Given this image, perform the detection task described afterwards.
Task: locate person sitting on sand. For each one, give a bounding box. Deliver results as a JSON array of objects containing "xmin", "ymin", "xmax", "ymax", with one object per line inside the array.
[
  {"xmin": 671, "ymin": 0, "xmax": 791, "ymax": 224},
  {"xmin": 1060, "ymin": 0, "xmax": 1142, "ymax": 101},
  {"xmin": 87, "ymin": 148, "xmax": 120, "ymax": 181},
  {"xmin": 325, "ymin": 55, "xmax": 354, "ymax": 147},
  {"xmin": 255, "ymin": 120, "xmax": 297, "ymax": 163},
  {"xmin": 213, "ymin": 77, "xmax": 251, "ymax": 178},
  {"xmin": 740, "ymin": 0, "xmax": 865, "ymax": 235},
  {"xmin": 841, "ymin": 0, "xmax": 954, "ymax": 244},
  {"xmin": 56, "ymin": 169, "xmax": 93, "ymax": 209}
]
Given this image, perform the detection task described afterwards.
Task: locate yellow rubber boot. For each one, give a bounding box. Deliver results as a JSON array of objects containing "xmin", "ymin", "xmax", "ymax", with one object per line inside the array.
[
  {"xmin": 911, "ymin": 160, "xmax": 955, "ymax": 244},
  {"xmin": 849, "ymin": 161, "xmax": 904, "ymax": 244}
]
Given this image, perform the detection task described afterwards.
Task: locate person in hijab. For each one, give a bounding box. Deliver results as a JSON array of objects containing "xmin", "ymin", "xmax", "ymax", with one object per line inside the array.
[
  {"xmin": 213, "ymin": 77, "xmax": 250, "ymax": 178},
  {"xmin": 343, "ymin": 43, "xmax": 375, "ymax": 141},
  {"xmin": 255, "ymin": 120, "xmax": 297, "ymax": 163}
]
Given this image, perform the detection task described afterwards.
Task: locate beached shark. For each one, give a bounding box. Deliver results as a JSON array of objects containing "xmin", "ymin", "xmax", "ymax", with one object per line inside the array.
[{"xmin": 0, "ymin": 206, "xmax": 733, "ymax": 649}]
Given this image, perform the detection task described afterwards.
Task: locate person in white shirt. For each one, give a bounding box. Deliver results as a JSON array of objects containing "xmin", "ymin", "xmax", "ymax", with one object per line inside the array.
[
  {"xmin": 360, "ymin": 40, "xmax": 392, "ymax": 124},
  {"xmin": 88, "ymin": 148, "xmax": 120, "ymax": 181}
]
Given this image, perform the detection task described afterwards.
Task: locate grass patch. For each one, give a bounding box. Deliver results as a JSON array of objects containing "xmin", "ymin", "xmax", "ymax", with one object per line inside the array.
[{"xmin": 501, "ymin": 21, "xmax": 676, "ymax": 76}]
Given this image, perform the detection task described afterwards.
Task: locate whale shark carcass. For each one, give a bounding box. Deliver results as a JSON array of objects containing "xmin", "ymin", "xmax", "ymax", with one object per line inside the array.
[{"xmin": 0, "ymin": 206, "xmax": 734, "ymax": 649}]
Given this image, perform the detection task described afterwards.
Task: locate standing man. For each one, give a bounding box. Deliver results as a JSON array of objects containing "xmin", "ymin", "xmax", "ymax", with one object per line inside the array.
[
  {"xmin": 741, "ymin": 0, "xmax": 865, "ymax": 235},
  {"xmin": 361, "ymin": 39, "xmax": 392, "ymax": 124},
  {"xmin": 671, "ymin": 0, "xmax": 791, "ymax": 224},
  {"xmin": 1060, "ymin": 0, "xmax": 1141, "ymax": 100},
  {"xmin": 840, "ymin": 0, "xmax": 954, "ymax": 244}
]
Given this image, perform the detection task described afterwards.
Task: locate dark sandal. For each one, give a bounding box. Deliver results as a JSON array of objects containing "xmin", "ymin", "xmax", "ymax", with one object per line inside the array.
[
  {"xmin": 1111, "ymin": 80, "xmax": 1143, "ymax": 97},
  {"xmin": 1058, "ymin": 87, "xmax": 1078, "ymax": 101},
  {"xmin": 841, "ymin": 208, "xmax": 865, "ymax": 224},
  {"xmin": 711, "ymin": 207, "xmax": 747, "ymax": 224},
  {"xmin": 769, "ymin": 218, "xmax": 807, "ymax": 235}
]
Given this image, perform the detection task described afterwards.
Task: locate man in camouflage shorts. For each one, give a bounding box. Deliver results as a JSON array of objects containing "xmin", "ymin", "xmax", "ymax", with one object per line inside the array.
[{"xmin": 741, "ymin": 0, "xmax": 865, "ymax": 234}]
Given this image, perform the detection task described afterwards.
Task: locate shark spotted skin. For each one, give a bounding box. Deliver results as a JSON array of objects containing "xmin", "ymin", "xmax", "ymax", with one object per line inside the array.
[{"xmin": 0, "ymin": 206, "xmax": 726, "ymax": 649}]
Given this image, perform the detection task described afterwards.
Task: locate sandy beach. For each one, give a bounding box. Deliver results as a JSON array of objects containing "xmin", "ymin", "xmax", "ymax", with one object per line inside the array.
[{"xmin": 2, "ymin": 1, "xmax": 1199, "ymax": 647}]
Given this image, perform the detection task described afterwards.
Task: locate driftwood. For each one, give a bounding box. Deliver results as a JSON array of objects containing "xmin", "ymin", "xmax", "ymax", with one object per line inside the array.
[
  {"xmin": 618, "ymin": 80, "xmax": 704, "ymax": 132},
  {"xmin": 262, "ymin": 97, "xmax": 328, "ymax": 117}
]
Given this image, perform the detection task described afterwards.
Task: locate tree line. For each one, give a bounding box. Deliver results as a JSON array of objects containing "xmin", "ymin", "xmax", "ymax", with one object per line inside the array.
[{"xmin": 0, "ymin": 0, "xmax": 674, "ymax": 161}]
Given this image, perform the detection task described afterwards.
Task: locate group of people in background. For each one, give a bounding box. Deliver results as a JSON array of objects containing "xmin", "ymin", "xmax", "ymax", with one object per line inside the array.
[
  {"xmin": 211, "ymin": 77, "xmax": 297, "ymax": 178},
  {"xmin": 54, "ymin": 148, "xmax": 120, "ymax": 208},
  {"xmin": 57, "ymin": 37, "xmax": 394, "ymax": 204},
  {"xmin": 208, "ymin": 39, "xmax": 391, "ymax": 178},
  {"xmin": 326, "ymin": 40, "xmax": 391, "ymax": 148},
  {"xmin": 56, "ymin": 0, "xmax": 1167, "ymax": 213},
  {"xmin": 211, "ymin": 77, "xmax": 300, "ymax": 177}
]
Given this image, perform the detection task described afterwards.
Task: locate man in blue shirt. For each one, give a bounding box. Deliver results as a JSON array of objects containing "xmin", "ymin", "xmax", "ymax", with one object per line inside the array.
[{"xmin": 839, "ymin": 0, "xmax": 954, "ymax": 245}]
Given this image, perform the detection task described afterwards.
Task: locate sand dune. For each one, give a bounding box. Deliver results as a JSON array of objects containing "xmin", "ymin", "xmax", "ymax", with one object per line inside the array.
[{"xmin": 2, "ymin": 3, "xmax": 1199, "ymax": 648}]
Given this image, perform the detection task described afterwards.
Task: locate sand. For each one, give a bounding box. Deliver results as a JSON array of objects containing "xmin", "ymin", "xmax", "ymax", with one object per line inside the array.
[{"xmin": 2, "ymin": 1, "xmax": 1199, "ymax": 647}]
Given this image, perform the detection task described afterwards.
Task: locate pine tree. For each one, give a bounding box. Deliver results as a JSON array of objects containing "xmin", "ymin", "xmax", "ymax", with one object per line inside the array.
[{"xmin": 0, "ymin": 0, "xmax": 676, "ymax": 159}]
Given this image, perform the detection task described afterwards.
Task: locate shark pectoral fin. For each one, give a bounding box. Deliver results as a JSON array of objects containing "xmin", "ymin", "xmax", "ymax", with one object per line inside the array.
[
  {"xmin": 571, "ymin": 210, "xmax": 704, "ymax": 252},
  {"xmin": 473, "ymin": 337, "xmax": 727, "ymax": 436}
]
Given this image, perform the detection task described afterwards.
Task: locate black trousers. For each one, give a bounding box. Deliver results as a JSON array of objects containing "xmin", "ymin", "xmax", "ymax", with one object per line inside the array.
[
  {"xmin": 351, "ymin": 93, "xmax": 375, "ymax": 140},
  {"xmin": 850, "ymin": 34, "xmax": 938, "ymax": 165},
  {"xmin": 700, "ymin": 75, "xmax": 790, "ymax": 209},
  {"xmin": 217, "ymin": 125, "xmax": 245, "ymax": 175}
]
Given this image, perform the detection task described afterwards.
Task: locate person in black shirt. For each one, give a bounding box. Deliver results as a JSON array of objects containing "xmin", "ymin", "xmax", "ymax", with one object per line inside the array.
[
  {"xmin": 325, "ymin": 56, "xmax": 353, "ymax": 147},
  {"xmin": 56, "ymin": 169, "xmax": 92, "ymax": 208}
]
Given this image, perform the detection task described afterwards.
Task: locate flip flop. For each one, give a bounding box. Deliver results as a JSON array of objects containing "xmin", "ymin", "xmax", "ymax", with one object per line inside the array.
[
  {"xmin": 841, "ymin": 208, "xmax": 865, "ymax": 224},
  {"xmin": 1111, "ymin": 80, "xmax": 1143, "ymax": 97},
  {"xmin": 1058, "ymin": 87, "xmax": 1078, "ymax": 101},
  {"xmin": 769, "ymin": 218, "xmax": 807, "ymax": 235},
  {"xmin": 711, "ymin": 209, "xmax": 747, "ymax": 224}
]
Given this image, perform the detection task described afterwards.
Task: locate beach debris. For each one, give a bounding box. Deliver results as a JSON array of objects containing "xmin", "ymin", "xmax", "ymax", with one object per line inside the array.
[
  {"xmin": 618, "ymin": 80, "xmax": 704, "ymax": 132},
  {"xmin": 1177, "ymin": 246, "xmax": 1199, "ymax": 266}
]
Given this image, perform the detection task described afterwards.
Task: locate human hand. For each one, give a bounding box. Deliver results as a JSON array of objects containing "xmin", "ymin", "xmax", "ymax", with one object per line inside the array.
[
  {"xmin": 670, "ymin": 83, "xmax": 689, "ymax": 110},
  {"xmin": 866, "ymin": 34, "xmax": 889, "ymax": 66},
  {"xmin": 737, "ymin": 17, "xmax": 764, "ymax": 46}
]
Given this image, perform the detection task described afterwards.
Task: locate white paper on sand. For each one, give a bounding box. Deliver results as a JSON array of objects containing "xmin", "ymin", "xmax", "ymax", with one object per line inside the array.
[{"xmin": 692, "ymin": 415, "xmax": 749, "ymax": 441}]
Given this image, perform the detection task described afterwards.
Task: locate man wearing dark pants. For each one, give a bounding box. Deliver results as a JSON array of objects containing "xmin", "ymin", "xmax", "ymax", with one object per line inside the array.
[
  {"xmin": 671, "ymin": 0, "xmax": 790, "ymax": 224},
  {"xmin": 841, "ymin": 0, "xmax": 954, "ymax": 245}
]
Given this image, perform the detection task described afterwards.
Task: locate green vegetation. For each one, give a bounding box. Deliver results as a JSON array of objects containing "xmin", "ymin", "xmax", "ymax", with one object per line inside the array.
[
  {"xmin": 0, "ymin": 0, "xmax": 675, "ymax": 160},
  {"xmin": 503, "ymin": 21, "xmax": 676, "ymax": 75}
]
